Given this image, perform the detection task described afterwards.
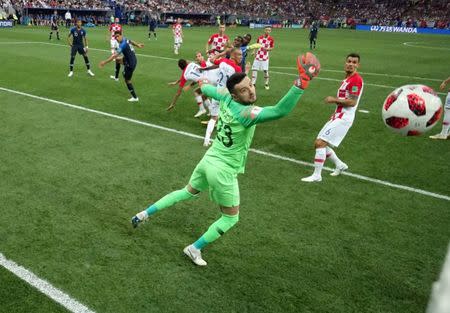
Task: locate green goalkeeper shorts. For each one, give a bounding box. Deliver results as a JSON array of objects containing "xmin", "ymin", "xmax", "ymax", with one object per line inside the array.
[{"xmin": 189, "ymin": 156, "xmax": 240, "ymax": 207}]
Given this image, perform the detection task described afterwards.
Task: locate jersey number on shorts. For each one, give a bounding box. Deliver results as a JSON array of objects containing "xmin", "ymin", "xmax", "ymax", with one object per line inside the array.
[{"xmin": 217, "ymin": 118, "xmax": 233, "ymax": 147}]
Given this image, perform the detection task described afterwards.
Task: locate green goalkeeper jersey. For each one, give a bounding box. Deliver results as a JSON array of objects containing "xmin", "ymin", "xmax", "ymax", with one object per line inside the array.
[{"xmin": 201, "ymin": 84, "xmax": 304, "ymax": 174}]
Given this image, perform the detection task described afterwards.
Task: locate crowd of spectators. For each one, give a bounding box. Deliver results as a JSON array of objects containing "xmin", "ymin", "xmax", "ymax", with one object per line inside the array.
[{"xmin": 1, "ymin": 0, "xmax": 448, "ymax": 29}]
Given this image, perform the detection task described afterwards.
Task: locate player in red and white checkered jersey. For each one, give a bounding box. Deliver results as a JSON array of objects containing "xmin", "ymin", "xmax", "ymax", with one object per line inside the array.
[
  {"xmin": 302, "ymin": 53, "xmax": 364, "ymax": 183},
  {"xmin": 251, "ymin": 26, "xmax": 275, "ymax": 90},
  {"xmin": 108, "ymin": 18, "xmax": 123, "ymax": 81},
  {"xmin": 205, "ymin": 24, "xmax": 229, "ymax": 59},
  {"xmin": 172, "ymin": 18, "xmax": 183, "ymax": 55}
]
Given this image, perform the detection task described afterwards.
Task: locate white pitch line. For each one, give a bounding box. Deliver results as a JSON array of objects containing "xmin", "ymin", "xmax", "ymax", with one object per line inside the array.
[
  {"xmin": 1, "ymin": 41, "xmax": 445, "ymax": 93},
  {"xmin": 358, "ymin": 109, "xmax": 370, "ymax": 114},
  {"xmin": 271, "ymin": 66, "xmax": 443, "ymax": 82},
  {"xmin": 270, "ymin": 70, "xmax": 447, "ymax": 96},
  {"xmin": 0, "ymin": 86, "xmax": 449, "ymax": 202},
  {"xmin": 403, "ymin": 42, "xmax": 450, "ymax": 51},
  {"xmin": 0, "ymin": 252, "xmax": 95, "ymax": 313}
]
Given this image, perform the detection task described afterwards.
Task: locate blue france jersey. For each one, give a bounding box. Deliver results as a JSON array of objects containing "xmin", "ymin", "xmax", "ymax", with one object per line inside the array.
[
  {"xmin": 70, "ymin": 27, "xmax": 86, "ymax": 46},
  {"xmin": 117, "ymin": 38, "xmax": 137, "ymax": 68}
]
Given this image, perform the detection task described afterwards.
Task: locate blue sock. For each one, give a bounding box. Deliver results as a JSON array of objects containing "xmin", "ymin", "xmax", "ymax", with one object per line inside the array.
[
  {"xmin": 145, "ymin": 205, "xmax": 158, "ymax": 216},
  {"xmin": 193, "ymin": 236, "xmax": 208, "ymax": 250}
]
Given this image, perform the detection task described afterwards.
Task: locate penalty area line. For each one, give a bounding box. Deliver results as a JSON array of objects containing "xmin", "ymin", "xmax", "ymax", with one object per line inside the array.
[
  {"xmin": 0, "ymin": 86, "xmax": 449, "ymax": 202},
  {"xmin": 0, "ymin": 252, "xmax": 96, "ymax": 313}
]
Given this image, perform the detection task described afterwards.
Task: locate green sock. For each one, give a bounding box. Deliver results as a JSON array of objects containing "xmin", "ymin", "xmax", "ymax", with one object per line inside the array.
[
  {"xmin": 146, "ymin": 187, "xmax": 195, "ymax": 216},
  {"xmin": 193, "ymin": 213, "xmax": 239, "ymax": 249}
]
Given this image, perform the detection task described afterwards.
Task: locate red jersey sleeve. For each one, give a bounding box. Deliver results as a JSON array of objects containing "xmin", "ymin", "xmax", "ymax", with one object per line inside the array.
[
  {"xmin": 270, "ymin": 37, "xmax": 274, "ymax": 48},
  {"xmin": 109, "ymin": 24, "xmax": 113, "ymax": 31},
  {"xmin": 208, "ymin": 34, "xmax": 216, "ymax": 44},
  {"xmin": 347, "ymin": 74, "xmax": 363, "ymax": 97},
  {"xmin": 179, "ymin": 68, "xmax": 187, "ymax": 87}
]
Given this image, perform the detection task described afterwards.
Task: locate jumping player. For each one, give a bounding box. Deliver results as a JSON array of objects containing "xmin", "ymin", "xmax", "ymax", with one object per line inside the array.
[
  {"xmin": 67, "ymin": 20, "xmax": 94, "ymax": 77},
  {"xmin": 205, "ymin": 24, "xmax": 229, "ymax": 58},
  {"xmin": 99, "ymin": 31, "xmax": 144, "ymax": 101},
  {"xmin": 251, "ymin": 26, "xmax": 275, "ymax": 90},
  {"xmin": 108, "ymin": 18, "xmax": 123, "ymax": 81},
  {"xmin": 173, "ymin": 18, "xmax": 183, "ymax": 55},
  {"xmin": 429, "ymin": 76, "xmax": 450, "ymax": 140},
  {"xmin": 302, "ymin": 53, "xmax": 364, "ymax": 182},
  {"xmin": 200, "ymin": 48, "xmax": 243, "ymax": 146},
  {"xmin": 49, "ymin": 10, "xmax": 60, "ymax": 40},
  {"xmin": 131, "ymin": 54, "xmax": 320, "ymax": 266}
]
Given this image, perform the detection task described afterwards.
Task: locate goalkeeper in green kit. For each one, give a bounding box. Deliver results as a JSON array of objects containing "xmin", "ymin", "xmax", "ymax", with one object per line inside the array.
[{"xmin": 131, "ymin": 53, "xmax": 320, "ymax": 266}]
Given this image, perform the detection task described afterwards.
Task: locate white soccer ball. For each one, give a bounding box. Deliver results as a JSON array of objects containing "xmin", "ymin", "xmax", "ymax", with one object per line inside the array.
[{"xmin": 382, "ymin": 84, "xmax": 443, "ymax": 136}]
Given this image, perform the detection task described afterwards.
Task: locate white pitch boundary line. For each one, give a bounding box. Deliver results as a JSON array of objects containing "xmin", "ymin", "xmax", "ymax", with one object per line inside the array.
[
  {"xmin": 270, "ymin": 70, "xmax": 447, "ymax": 96},
  {"xmin": 0, "ymin": 86, "xmax": 449, "ymax": 202},
  {"xmin": 403, "ymin": 42, "xmax": 450, "ymax": 51},
  {"xmin": 0, "ymin": 252, "xmax": 96, "ymax": 313},
  {"xmin": 0, "ymin": 41, "xmax": 446, "ymax": 95},
  {"xmin": 271, "ymin": 66, "xmax": 443, "ymax": 82}
]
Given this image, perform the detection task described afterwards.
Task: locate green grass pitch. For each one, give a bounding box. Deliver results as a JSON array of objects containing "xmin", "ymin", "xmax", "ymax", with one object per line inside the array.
[{"xmin": 0, "ymin": 25, "xmax": 449, "ymax": 313}]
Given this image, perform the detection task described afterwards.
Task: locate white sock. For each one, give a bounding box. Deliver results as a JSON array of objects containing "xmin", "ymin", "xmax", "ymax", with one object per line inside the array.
[
  {"xmin": 264, "ymin": 71, "xmax": 269, "ymax": 85},
  {"xmin": 204, "ymin": 118, "xmax": 217, "ymax": 144},
  {"xmin": 313, "ymin": 148, "xmax": 326, "ymax": 177},
  {"xmin": 251, "ymin": 71, "xmax": 257, "ymax": 84},
  {"xmin": 441, "ymin": 107, "xmax": 450, "ymax": 135},
  {"xmin": 326, "ymin": 146, "xmax": 343, "ymax": 167},
  {"xmin": 204, "ymin": 99, "xmax": 211, "ymax": 110},
  {"xmin": 195, "ymin": 95, "xmax": 204, "ymax": 110}
]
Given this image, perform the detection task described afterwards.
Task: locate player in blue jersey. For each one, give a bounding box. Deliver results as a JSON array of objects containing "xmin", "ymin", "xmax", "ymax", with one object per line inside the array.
[
  {"xmin": 99, "ymin": 31, "xmax": 144, "ymax": 102},
  {"xmin": 67, "ymin": 20, "xmax": 95, "ymax": 77},
  {"xmin": 49, "ymin": 10, "xmax": 60, "ymax": 41}
]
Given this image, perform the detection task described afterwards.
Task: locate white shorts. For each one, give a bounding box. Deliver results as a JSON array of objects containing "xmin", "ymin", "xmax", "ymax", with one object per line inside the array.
[
  {"xmin": 110, "ymin": 39, "xmax": 119, "ymax": 53},
  {"xmin": 445, "ymin": 92, "xmax": 450, "ymax": 109},
  {"xmin": 205, "ymin": 69, "xmax": 220, "ymax": 86},
  {"xmin": 209, "ymin": 99, "xmax": 219, "ymax": 117},
  {"xmin": 252, "ymin": 59, "xmax": 269, "ymax": 71},
  {"xmin": 317, "ymin": 118, "xmax": 353, "ymax": 148},
  {"xmin": 174, "ymin": 37, "xmax": 183, "ymax": 44}
]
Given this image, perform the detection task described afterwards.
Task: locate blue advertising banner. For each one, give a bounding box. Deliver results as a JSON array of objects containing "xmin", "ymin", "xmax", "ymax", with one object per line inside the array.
[
  {"xmin": 356, "ymin": 24, "xmax": 450, "ymax": 35},
  {"xmin": 0, "ymin": 20, "xmax": 14, "ymax": 28}
]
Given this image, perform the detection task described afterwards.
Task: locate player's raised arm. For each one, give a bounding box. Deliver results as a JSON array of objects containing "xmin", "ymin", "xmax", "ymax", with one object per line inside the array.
[
  {"xmin": 129, "ymin": 40, "xmax": 144, "ymax": 48},
  {"xmin": 200, "ymin": 83, "xmax": 226, "ymax": 101},
  {"xmin": 237, "ymin": 53, "xmax": 320, "ymax": 127}
]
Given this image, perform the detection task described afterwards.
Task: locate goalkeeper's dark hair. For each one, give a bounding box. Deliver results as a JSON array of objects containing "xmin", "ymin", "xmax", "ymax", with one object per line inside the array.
[
  {"xmin": 114, "ymin": 30, "xmax": 122, "ymax": 36},
  {"xmin": 346, "ymin": 53, "xmax": 360, "ymax": 61},
  {"xmin": 178, "ymin": 59, "xmax": 188, "ymax": 70},
  {"xmin": 227, "ymin": 72, "xmax": 247, "ymax": 94}
]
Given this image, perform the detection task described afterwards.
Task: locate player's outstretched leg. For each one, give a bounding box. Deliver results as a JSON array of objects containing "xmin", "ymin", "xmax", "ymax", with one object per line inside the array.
[
  {"xmin": 184, "ymin": 212, "xmax": 239, "ymax": 266},
  {"xmin": 110, "ymin": 62, "xmax": 120, "ymax": 81},
  {"xmin": 194, "ymin": 93, "xmax": 207, "ymax": 118},
  {"xmin": 83, "ymin": 55, "xmax": 95, "ymax": 76},
  {"xmin": 56, "ymin": 31, "xmax": 60, "ymax": 40},
  {"xmin": 49, "ymin": 31, "xmax": 53, "ymax": 40},
  {"xmin": 131, "ymin": 187, "xmax": 197, "ymax": 228},
  {"xmin": 430, "ymin": 107, "xmax": 450, "ymax": 139},
  {"xmin": 264, "ymin": 70, "xmax": 270, "ymax": 90},
  {"xmin": 302, "ymin": 144, "xmax": 325, "ymax": 182},
  {"xmin": 326, "ymin": 147, "xmax": 348, "ymax": 176},
  {"xmin": 126, "ymin": 80, "xmax": 139, "ymax": 102},
  {"xmin": 68, "ymin": 55, "xmax": 75, "ymax": 77},
  {"xmin": 251, "ymin": 70, "xmax": 257, "ymax": 85}
]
